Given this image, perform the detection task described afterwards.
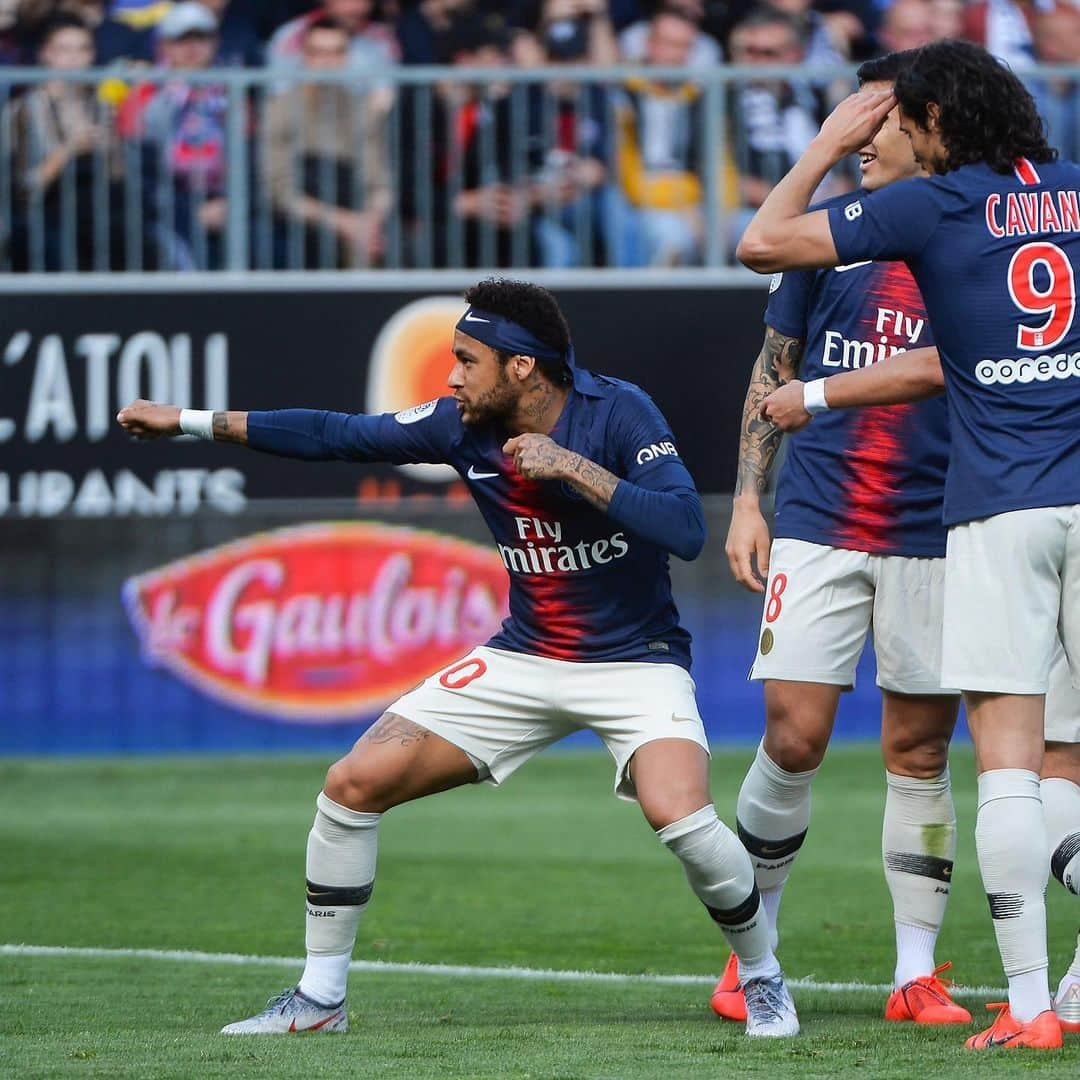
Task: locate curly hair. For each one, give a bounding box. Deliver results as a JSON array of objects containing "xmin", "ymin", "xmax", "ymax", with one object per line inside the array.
[
  {"xmin": 894, "ymin": 41, "xmax": 1057, "ymax": 174},
  {"xmin": 463, "ymin": 278, "xmax": 573, "ymax": 384}
]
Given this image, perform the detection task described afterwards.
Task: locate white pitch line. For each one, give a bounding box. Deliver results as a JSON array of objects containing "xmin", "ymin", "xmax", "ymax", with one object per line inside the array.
[{"xmin": 0, "ymin": 944, "xmax": 1005, "ymax": 999}]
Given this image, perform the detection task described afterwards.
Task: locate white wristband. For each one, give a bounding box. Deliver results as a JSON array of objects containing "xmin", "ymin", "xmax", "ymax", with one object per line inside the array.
[
  {"xmin": 803, "ymin": 378, "xmax": 830, "ymax": 415},
  {"xmin": 179, "ymin": 409, "xmax": 215, "ymax": 441}
]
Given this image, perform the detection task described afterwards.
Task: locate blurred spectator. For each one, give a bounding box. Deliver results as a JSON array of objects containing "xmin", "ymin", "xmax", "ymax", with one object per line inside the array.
[
  {"xmin": 399, "ymin": 15, "xmax": 545, "ymax": 267},
  {"xmin": 268, "ymin": 0, "xmax": 400, "ymax": 70},
  {"xmin": 192, "ymin": 0, "xmax": 264, "ymax": 65},
  {"xmin": 1028, "ymin": 3, "xmax": 1080, "ymax": 160},
  {"xmin": 263, "ymin": 16, "xmax": 390, "ymax": 267},
  {"xmin": 927, "ymin": 0, "xmax": 964, "ymax": 42},
  {"xmin": 726, "ymin": 7, "xmax": 829, "ymax": 247},
  {"xmin": 618, "ymin": 0, "xmax": 724, "ymax": 68},
  {"xmin": 613, "ymin": 7, "xmax": 704, "ymax": 265},
  {"xmin": 396, "ymin": 0, "xmax": 474, "ymax": 63},
  {"xmin": 767, "ymin": 0, "xmax": 855, "ymax": 65},
  {"xmin": 513, "ymin": 0, "xmax": 619, "ymax": 66},
  {"xmin": 4, "ymin": 14, "xmax": 134, "ymax": 269},
  {"xmin": 962, "ymin": 0, "xmax": 1043, "ymax": 69},
  {"xmin": 876, "ymin": 0, "xmax": 938, "ymax": 53},
  {"xmin": 529, "ymin": 0, "xmax": 620, "ymax": 266},
  {"xmin": 16, "ymin": 0, "xmax": 154, "ymax": 61},
  {"xmin": 0, "ymin": 0, "xmax": 22, "ymax": 62},
  {"xmin": 139, "ymin": 2, "xmax": 231, "ymax": 269}
]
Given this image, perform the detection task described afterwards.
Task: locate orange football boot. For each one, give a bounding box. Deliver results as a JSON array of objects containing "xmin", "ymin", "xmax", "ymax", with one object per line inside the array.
[
  {"xmin": 884, "ymin": 961, "xmax": 972, "ymax": 1024},
  {"xmin": 710, "ymin": 953, "xmax": 747, "ymax": 1022},
  {"xmin": 964, "ymin": 1002, "xmax": 1063, "ymax": 1050}
]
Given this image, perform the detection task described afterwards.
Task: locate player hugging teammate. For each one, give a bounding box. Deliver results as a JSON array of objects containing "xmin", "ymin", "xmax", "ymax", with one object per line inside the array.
[{"xmin": 739, "ymin": 39, "xmax": 1080, "ymax": 1050}]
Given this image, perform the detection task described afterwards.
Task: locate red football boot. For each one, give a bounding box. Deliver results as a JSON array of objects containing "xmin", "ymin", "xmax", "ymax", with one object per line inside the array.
[
  {"xmin": 884, "ymin": 961, "xmax": 972, "ymax": 1024},
  {"xmin": 710, "ymin": 953, "xmax": 747, "ymax": 1022}
]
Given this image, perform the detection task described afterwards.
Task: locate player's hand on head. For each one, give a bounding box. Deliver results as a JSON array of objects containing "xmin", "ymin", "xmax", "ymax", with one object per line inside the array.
[
  {"xmin": 503, "ymin": 433, "xmax": 569, "ymax": 481},
  {"xmin": 760, "ymin": 381, "xmax": 813, "ymax": 433},
  {"xmin": 116, "ymin": 399, "xmax": 182, "ymax": 440},
  {"xmin": 816, "ymin": 88, "xmax": 895, "ymax": 159},
  {"xmin": 725, "ymin": 501, "xmax": 771, "ymax": 593}
]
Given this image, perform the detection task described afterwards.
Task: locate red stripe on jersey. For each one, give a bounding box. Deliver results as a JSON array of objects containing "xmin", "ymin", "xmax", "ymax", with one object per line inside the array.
[{"xmin": 1014, "ymin": 157, "xmax": 1041, "ymax": 186}]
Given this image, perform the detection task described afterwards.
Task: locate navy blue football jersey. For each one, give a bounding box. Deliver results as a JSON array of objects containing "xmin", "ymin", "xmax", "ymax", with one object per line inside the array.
[
  {"xmin": 247, "ymin": 368, "xmax": 700, "ymax": 669},
  {"xmin": 829, "ymin": 158, "xmax": 1080, "ymax": 526},
  {"xmin": 767, "ymin": 192, "xmax": 949, "ymax": 556}
]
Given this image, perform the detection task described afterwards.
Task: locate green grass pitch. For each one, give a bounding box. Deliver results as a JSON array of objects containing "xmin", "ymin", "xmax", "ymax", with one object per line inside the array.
[{"xmin": 1, "ymin": 745, "xmax": 1077, "ymax": 1078}]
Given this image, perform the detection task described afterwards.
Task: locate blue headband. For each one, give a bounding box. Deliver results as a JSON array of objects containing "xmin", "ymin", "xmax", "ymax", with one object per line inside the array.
[{"xmin": 456, "ymin": 307, "xmax": 576, "ymax": 370}]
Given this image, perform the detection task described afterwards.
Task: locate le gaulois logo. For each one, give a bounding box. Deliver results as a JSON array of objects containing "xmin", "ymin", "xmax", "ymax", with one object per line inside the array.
[{"xmin": 123, "ymin": 523, "xmax": 509, "ymax": 721}]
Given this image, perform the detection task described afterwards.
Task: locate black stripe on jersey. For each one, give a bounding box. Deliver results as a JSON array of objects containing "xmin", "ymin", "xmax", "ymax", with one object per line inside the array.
[
  {"xmin": 884, "ymin": 851, "xmax": 954, "ymax": 884},
  {"xmin": 737, "ymin": 822, "xmax": 807, "ymax": 862},
  {"xmin": 306, "ymin": 879, "xmax": 374, "ymax": 907}
]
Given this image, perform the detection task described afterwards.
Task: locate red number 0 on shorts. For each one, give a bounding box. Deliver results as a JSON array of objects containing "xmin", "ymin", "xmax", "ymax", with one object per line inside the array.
[
  {"xmin": 439, "ymin": 657, "xmax": 488, "ymax": 689},
  {"xmin": 765, "ymin": 573, "xmax": 788, "ymax": 624}
]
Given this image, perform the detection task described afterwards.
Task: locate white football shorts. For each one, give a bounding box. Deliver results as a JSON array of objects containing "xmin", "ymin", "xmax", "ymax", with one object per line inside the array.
[
  {"xmin": 389, "ymin": 646, "xmax": 709, "ymax": 801},
  {"xmin": 1046, "ymin": 638, "xmax": 1080, "ymax": 744},
  {"xmin": 750, "ymin": 538, "xmax": 957, "ymax": 695},
  {"xmin": 942, "ymin": 505, "xmax": 1080, "ymax": 695}
]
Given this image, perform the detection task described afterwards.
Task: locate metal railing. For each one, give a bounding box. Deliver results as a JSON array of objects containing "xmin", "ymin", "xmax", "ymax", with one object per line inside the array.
[{"xmin": 0, "ymin": 62, "xmax": 1077, "ymax": 275}]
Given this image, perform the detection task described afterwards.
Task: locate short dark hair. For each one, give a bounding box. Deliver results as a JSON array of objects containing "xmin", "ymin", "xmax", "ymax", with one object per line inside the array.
[
  {"xmin": 304, "ymin": 15, "xmax": 349, "ymax": 38},
  {"xmin": 731, "ymin": 6, "xmax": 801, "ymax": 39},
  {"xmin": 463, "ymin": 278, "xmax": 573, "ymax": 385},
  {"xmin": 894, "ymin": 40, "xmax": 1057, "ymax": 173},
  {"xmin": 857, "ymin": 48, "xmax": 919, "ymax": 86},
  {"xmin": 38, "ymin": 13, "xmax": 92, "ymax": 51}
]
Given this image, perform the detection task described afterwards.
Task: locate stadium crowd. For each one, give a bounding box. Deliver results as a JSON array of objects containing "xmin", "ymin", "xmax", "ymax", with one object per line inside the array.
[{"xmin": 1, "ymin": 0, "xmax": 1079, "ymax": 270}]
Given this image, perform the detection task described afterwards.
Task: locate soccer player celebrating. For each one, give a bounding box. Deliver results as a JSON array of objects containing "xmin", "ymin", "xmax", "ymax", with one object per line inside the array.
[
  {"xmin": 760, "ymin": 347, "xmax": 1080, "ymax": 1035},
  {"xmin": 715, "ymin": 50, "xmax": 970, "ymax": 1029},
  {"xmin": 117, "ymin": 278, "xmax": 800, "ymax": 1038},
  {"xmin": 737, "ymin": 40, "xmax": 1080, "ymax": 1049}
]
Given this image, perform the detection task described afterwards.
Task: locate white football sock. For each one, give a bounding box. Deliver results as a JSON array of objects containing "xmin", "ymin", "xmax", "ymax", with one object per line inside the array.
[
  {"xmin": 298, "ymin": 792, "xmax": 380, "ymax": 1006},
  {"xmin": 976, "ymin": 769, "xmax": 1051, "ymax": 1022},
  {"xmin": 1057, "ymin": 931, "xmax": 1080, "ymax": 1002},
  {"xmin": 658, "ymin": 805, "xmax": 780, "ymax": 981},
  {"xmin": 882, "ymin": 769, "xmax": 956, "ymax": 986},
  {"xmin": 1042, "ymin": 777, "xmax": 1080, "ymax": 896},
  {"xmin": 736, "ymin": 740, "xmax": 817, "ymax": 893}
]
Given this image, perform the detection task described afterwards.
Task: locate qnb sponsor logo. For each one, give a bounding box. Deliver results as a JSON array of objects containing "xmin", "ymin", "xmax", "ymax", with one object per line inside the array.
[
  {"xmin": 635, "ymin": 441, "xmax": 678, "ymax": 465},
  {"xmin": 123, "ymin": 523, "xmax": 508, "ymax": 720},
  {"xmin": 497, "ymin": 515, "xmax": 630, "ymax": 574},
  {"xmin": 974, "ymin": 351, "xmax": 1080, "ymax": 386}
]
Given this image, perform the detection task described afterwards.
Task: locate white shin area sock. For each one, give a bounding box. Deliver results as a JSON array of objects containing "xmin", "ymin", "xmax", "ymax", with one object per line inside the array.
[
  {"xmin": 736, "ymin": 740, "xmax": 817, "ymax": 900},
  {"xmin": 299, "ymin": 792, "xmax": 381, "ymax": 1005},
  {"xmin": 1042, "ymin": 777, "xmax": 1080, "ymax": 897},
  {"xmin": 882, "ymin": 769, "xmax": 956, "ymax": 986},
  {"xmin": 976, "ymin": 769, "xmax": 1051, "ymax": 1022},
  {"xmin": 658, "ymin": 805, "xmax": 779, "ymax": 980}
]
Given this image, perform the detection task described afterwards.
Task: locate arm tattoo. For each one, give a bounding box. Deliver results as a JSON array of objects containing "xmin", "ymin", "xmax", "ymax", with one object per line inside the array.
[
  {"xmin": 361, "ymin": 714, "xmax": 432, "ymax": 747},
  {"xmin": 212, "ymin": 411, "xmax": 248, "ymax": 444},
  {"xmin": 735, "ymin": 326, "xmax": 804, "ymax": 497},
  {"xmin": 560, "ymin": 451, "xmax": 618, "ymax": 512}
]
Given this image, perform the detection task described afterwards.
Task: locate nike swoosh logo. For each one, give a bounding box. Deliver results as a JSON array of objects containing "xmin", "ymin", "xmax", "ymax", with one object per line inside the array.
[
  {"xmin": 467, "ymin": 466, "xmax": 499, "ymax": 480},
  {"xmin": 463, "ymin": 312, "xmax": 490, "ymax": 323},
  {"xmin": 290, "ymin": 1011, "xmax": 343, "ymax": 1033},
  {"xmin": 671, "ymin": 715, "xmax": 698, "ymax": 724},
  {"xmin": 834, "ymin": 261, "xmax": 871, "ymax": 273}
]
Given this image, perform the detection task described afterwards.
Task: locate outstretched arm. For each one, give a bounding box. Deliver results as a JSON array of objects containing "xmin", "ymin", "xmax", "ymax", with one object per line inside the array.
[
  {"xmin": 118, "ymin": 399, "xmax": 454, "ymax": 465},
  {"xmin": 117, "ymin": 401, "xmax": 249, "ymax": 443},
  {"xmin": 503, "ymin": 434, "xmax": 705, "ymax": 562},
  {"xmin": 760, "ymin": 347, "xmax": 944, "ymax": 432},
  {"xmin": 737, "ymin": 89, "xmax": 895, "ymax": 272},
  {"xmin": 726, "ymin": 326, "xmax": 804, "ymax": 593}
]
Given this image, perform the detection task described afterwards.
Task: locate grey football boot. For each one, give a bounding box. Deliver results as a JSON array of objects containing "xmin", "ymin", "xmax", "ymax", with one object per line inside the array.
[{"xmin": 220, "ymin": 987, "xmax": 347, "ymax": 1035}]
